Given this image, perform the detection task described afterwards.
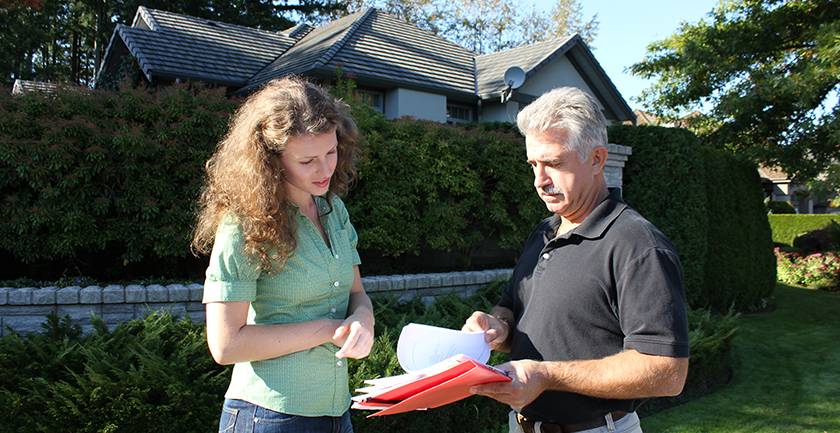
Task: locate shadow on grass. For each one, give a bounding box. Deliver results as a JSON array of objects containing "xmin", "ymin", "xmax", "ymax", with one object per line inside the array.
[{"xmin": 642, "ymin": 284, "xmax": 840, "ymax": 433}]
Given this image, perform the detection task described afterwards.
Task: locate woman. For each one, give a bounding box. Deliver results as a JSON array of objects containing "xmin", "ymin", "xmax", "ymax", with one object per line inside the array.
[{"xmin": 192, "ymin": 76, "xmax": 374, "ymax": 433}]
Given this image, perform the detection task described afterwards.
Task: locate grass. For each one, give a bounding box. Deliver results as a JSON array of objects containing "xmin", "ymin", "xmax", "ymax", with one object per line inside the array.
[{"xmin": 644, "ymin": 283, "xmax": 840, "ymax": 433}]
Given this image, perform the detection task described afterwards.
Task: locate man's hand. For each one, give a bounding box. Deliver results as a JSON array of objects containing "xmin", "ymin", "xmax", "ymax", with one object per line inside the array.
[
  {"xmin": 332, "ymin": 313, "xmax": 374, "ymax": 359},
  {"xmin": 462, "ymin": 311, "xmax": 509, "ymax": 351},
  {"xmin": 470, "ymin": 360, "xmax": 546, "ymax": 411}
]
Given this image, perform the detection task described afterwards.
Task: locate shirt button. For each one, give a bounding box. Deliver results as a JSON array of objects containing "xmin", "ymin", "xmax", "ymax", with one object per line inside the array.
[
  {"xmin": 542, "ymin": 253, "xmax": 550, "ymax": 260},
  {"xmin": 336, "ymin": 360, "xmax": 343, "ymax": 367},
  {"xmin": 330, "ymin": 307, "xmax": 337, "ymax": 313},
  {"xmin": 335, "ymin": 254, "xmax": 340, "ymax": 259},
  {"xmin": 333, "ymin": 281, "xmax": 340, "ymax": 287}
]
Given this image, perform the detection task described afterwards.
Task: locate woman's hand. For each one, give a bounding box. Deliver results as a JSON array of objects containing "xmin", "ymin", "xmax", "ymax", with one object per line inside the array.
[{"xmin": 332, "ymin": 312, "xmax": 374, "ymax": 359}]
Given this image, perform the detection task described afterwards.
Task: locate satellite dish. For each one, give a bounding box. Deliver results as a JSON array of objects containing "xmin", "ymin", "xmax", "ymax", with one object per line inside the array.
[
  {"xmin": 503, "ymin": 66, "xmax": 525, "ymax": 89},
  {"xmin": 501, "ymin": 66, "xmax": 525, "ymax": 103}
]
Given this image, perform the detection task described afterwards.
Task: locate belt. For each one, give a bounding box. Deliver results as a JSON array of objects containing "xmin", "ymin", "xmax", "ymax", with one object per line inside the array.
[{"xmin": 516, "ymin": 411, "xmax": 628, "ymax": 433}]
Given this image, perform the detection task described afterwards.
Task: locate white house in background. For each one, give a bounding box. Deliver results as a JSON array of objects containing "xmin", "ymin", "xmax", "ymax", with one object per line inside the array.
[{"xmin": 94, "ymin": 7, "xmax": 635, "ymax": 125}]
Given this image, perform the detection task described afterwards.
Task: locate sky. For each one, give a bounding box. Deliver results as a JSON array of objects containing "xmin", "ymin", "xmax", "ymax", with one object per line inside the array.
[{"xmin": 533, "ymin": 0, "xmax": 721, "ymax": 110}]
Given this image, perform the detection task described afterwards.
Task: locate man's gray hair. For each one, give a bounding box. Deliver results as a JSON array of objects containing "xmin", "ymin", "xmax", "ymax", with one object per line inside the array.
[{"xmin": 516, "ymin": 87, "xmax": 608, "ymax": 160}]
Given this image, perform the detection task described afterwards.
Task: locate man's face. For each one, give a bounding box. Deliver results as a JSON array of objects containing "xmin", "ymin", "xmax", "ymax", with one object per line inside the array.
[{"xmin": 525, "ymin": 129, "xmax": 600, "ymax": 217}]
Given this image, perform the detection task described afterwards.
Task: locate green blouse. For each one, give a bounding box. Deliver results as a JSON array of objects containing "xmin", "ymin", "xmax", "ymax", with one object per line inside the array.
[{"xmin": 202, "ymin": 195, "xmax": 362, "ymax": 417}]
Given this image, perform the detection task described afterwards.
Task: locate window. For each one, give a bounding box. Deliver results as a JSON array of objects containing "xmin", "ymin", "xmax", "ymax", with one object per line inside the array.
[
  {"xmin": 446, "ymin": 103, "xmax": 474, "ymax": 123},
  {"xmin": 354, "ymin": 89, "xmax": 384, "ymax": 113}
]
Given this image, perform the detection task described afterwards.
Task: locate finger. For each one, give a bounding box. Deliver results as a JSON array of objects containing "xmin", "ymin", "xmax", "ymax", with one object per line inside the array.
[
  {"xmin": 470, "ymin": 382, "xmax": 511, "ymax": 396},
  {"xmin": 333, "ymin": 324, "xmax": 349, "ymax": 340},
  {"xmin": 337, "ymin": 322, "xmax": 362, "ymax": 358}
]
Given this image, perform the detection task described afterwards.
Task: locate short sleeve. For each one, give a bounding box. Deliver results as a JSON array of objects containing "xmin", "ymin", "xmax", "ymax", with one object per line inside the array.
[
  {"xmin": 618, "ymin": 248, "xmax": 690, "ymax": 357},
  {"xmin": 202, "ymin": 215, "xmax": 261, "ymax": 303},
  {"xmin": 333, "ymin": 197, "xmax": 362, "ymax": 266}
]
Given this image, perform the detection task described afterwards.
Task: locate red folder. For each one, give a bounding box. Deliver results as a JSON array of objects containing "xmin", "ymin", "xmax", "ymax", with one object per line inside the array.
[{"xmin": 352, "ymin": 354, "xmax": 510, "ymax": 417}]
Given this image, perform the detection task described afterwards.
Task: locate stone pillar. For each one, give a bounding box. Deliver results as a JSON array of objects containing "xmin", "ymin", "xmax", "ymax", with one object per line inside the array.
[{"xmin": 605, "ymin": 143, "xmax": 632, "ymax": 190}]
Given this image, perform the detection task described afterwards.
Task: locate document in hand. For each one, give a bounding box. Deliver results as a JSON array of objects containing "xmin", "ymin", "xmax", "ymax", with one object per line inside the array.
[{"xmin": 351, "ymin": 323, "xmax": 511, "ymax": 417}]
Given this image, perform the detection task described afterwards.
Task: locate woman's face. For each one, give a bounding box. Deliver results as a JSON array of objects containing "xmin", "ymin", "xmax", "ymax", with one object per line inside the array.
[{"xmin": 280, "ymin": 128, "xmax": 338, "ymax": 203}]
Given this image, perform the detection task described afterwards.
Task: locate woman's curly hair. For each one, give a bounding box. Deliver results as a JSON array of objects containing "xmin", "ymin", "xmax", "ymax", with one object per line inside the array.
[{"xmin": 191, "ymin": 76, "xmax": 360, "ymax": 271}]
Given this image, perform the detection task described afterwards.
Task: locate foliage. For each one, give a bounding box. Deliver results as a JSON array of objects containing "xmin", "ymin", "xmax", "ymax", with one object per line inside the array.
[
  {"xmin": 0, "ymin": 84, "xmax": 235, "ymax": 279},
  {"xmin": 0, "ymin": 85, "xmax": 541, "ymax": 280},
  {"xmin": 768, "ymin": 214, "xmax": 840, "ymax": 246},
  {"xmin": 0, "ymin": 0, "xmax": 346, "ymax": 86},
  {"xmin": 630, "ymin": 0, "xmax": 840, "ymax": 183},
  {"xmin": 0, "ymin": 281, "xmax": 737, "ymax": 433},
  {"xmin": 608, "ymin": 125, "xmax": 709, "ymax": 307},
  {"xmin": 0, "ymin": 313, "xmax": 229, "ymax": 433},
  {"xmin": 701, "ymin": 146, "xmax": 776, "ymax": 312},
  {"xmin": 609, "ymin": 124, "xmax": 775, "ymax": 312},
  {"xmin": 766, "ymin": 200, "xmax": 796, "ymax": 214},
  {"xmin": 347, "ymin": 0, "xmax": 598, "ymax": 54},
  {"xmin": 775, "ymin": 248, "xmax": 840, "ymax": 290}
]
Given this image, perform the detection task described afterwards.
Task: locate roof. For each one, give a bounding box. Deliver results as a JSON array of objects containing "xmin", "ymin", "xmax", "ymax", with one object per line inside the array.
[
  {"xmin": 95, "ymin": 7, "xmax": 634, "ymax": 121},
  {"xmin": 476, "ymin": 34, "xmax": 634, "ymax": 121},
  {"xmin": 475, "ymin": 36, "xmax": 576, "ymax": 97},
  {"xmin": 246, "ymin": 9, "xmax": 476, "ymax": 96},
  {"xmin": 96, "ymin": 6, "xmax": 296, "ymax": 87}
]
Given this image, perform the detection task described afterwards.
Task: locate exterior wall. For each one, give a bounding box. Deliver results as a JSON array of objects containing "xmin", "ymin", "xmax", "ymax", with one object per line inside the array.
[
  {"xmin": 384, "ymin": 88, "xmax": 447, "ymax": 122},
  {"xmin": 0, "ymin": 270, "xmax": 513, "ymax": 336},
  {"xmin": 480, "ymin": 100, "xmax": 520, "ymax": 123},
  {"xmin": 518, "ymin": 55, "xmax": 597, "ymax": 101}
]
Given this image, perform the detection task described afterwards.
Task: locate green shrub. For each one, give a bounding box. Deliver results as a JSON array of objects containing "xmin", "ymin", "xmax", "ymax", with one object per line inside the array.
[
  {"xmin": 768, "ymin": 214, "xmax": 840, "ymax": 246},
  {"xmin": 767, "ymin": 200, "xmax": 796, "ymax": 214},
  {"xmin": 608, "ymin": 125, "xmax": 709, "ymax": 307},
  {"xmin": 0, "ymin": 281, "xmax": 736, "ymax": 433},
  {"xmin": 701, "ymin": 147, "xmax": 776, "ymax": 312},
  {"xmin": 0, "ymin": 85, "xmax": 235, "ymax": 279},
  {"xmin": 775, "ymin": 248, "xmax": 840, "ymax": 291},
  {"xmin": 0, "ymin": 87, "xmax": 541, "ymax": 280}
]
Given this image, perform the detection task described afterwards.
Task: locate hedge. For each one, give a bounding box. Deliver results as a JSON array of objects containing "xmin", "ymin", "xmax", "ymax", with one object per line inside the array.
[
  {"xmin": 0, "ymin": 85, "xmax": 542, "ymax": 280},
  {"xmin": 1, "ymin": 86, "xmax": 775, "ymax": 311},
  {"xmin": 607, "ymin": 125, "xmax": 708, "ymax": 307},
  {"xmin": 768, "ymin": 214, "xmax": 840, "ymax": 246},
  {"xmin": 0, "ymin": 85, "xmax": 235, "ymax": 280},
  {"xmin": 0, "ymin": 282, "xmax": 737, "ymax": 433},
  {"xmin": 609, "ymin": 125, "xmax": 775, "ymax": 312}
]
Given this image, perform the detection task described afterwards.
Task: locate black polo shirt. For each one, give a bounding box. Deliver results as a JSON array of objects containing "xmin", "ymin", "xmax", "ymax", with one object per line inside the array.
[{"xmin": 498, "ymin": 188, "xmax": 689, "ymax": 424}]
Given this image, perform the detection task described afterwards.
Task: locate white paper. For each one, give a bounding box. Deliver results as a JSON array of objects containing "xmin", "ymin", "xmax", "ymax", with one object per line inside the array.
[{"xmin": 396, "ymin": 323, "xmax": 491, "ymax": 372}]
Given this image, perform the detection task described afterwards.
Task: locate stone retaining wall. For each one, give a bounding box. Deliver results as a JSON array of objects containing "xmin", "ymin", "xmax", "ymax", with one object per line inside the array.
[{"xmin": 0, "ymin": 269, "xmax": 513, "ymax": 336}]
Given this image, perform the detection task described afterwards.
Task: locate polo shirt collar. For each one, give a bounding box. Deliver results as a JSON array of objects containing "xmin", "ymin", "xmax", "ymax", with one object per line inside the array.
[{"xmin": 548, "ymin": 188, "xmax": 628, "ymax": 240}]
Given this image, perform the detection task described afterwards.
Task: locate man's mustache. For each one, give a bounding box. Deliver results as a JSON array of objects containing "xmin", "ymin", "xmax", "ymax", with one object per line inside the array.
[{"xmin": 542, "ymin": 185, "xmax": 563, "ymax": 195}]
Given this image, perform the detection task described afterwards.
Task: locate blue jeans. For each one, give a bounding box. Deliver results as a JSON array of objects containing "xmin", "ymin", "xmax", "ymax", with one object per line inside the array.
[{"xmin": 219, "ymin": 399, "xmax": 354, "ymax": 433}]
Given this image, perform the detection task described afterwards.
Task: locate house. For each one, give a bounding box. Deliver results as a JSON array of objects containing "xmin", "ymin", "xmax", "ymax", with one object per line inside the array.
[{"xmin": 95, "ymin": 7, "xmax": 634, "ymax": 125}]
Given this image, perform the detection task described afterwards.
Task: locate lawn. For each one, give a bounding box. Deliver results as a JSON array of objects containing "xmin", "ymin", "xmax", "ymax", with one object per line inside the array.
[{"xmin": 644, "ymin": 284, "xmax": 840, "ymax": 433}]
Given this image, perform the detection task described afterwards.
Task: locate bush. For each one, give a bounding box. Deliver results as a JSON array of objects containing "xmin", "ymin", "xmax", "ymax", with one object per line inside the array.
[
  {"xmin": 791, "ymin": 221, "xmax": 840, "ymax": 253},
  {"xmin": 0, "ymin": 282, "xmax": 736, "ymax": 433},
  {"xmin": 608, "ymin": 125, "xmax": 709, "ymax": 305},
  {"xmin": 0, "ymin": 84, "xmax": 235, "ymax": 280},
  {"xmin": 700, "ymin": 147, "xmax": 776, "ymax": 312},
  {"xmin": 608, "ymin": 125, "xmax": 775, "ymax": 312},
  {"xmin": 767, "ymin": 200, "xmax": 796, "ymax": 214},
  {"xmin": 768, "ymin": 214, "xmax": 840, "ymax": 246},
  {"xmin": 0, "ymin": 87, "xmax": 541, "ymax": 280},
  {"xmin": 775, "ymin": 248, "xmax": 840, "ymax": 291}
]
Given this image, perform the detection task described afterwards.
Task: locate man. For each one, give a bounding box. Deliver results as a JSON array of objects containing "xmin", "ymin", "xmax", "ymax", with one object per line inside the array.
[{"xmin": 463, "ymin": 87, "xmax": 689, "ymax": 433}]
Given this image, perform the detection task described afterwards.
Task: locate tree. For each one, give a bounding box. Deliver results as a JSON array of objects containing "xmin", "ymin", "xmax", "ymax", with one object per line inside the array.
[
  {"xmin": 631, "ymin": 0, "xmax": 840, "ymax": 183},
  {"xmin": 348, "ymin": 0, "xmax": 598, "ymax": 54}
]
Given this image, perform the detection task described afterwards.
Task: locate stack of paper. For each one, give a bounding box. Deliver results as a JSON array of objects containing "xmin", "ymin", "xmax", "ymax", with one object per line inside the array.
[{"xmin": 352, "ymin": 323, "xmax": 511, "ymax": 417}]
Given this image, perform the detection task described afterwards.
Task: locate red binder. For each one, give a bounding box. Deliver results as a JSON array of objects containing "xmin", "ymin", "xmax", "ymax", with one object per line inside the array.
[{"xmin": 352, "ymin": 354, "xmax": 511, "ymax": 417}]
